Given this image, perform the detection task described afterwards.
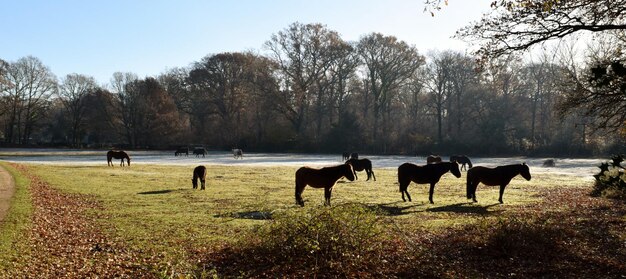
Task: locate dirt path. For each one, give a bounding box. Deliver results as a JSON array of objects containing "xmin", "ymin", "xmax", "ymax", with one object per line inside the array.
[{"xmin": 0, "ymin": 165, "xmax": 16, "ymax": 223}]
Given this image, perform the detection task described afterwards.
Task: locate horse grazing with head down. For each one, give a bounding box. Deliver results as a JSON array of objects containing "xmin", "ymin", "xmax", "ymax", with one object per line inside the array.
[
  {"xmin": 397, "ymin": 161, "xmax": 461, "ymax": 204},
  {"xmin": 192, "ymin": 165, "xmax": 207, "ymax": 190},
  {"xmin": 295, "ymin": 164, "xmax": 355, "ymax": 206},
  {"xmin": 193, "ymin": 148, "xmax": 207, "ymax": 158},
  {"xmin": 232, "ymin": 148, "xmax": 243, "ymax": 159},
  {"xmin": 466, "ymin": 163, "xmax": 531, "ymax": 204},
  {"xmin": 450, "ymin": 155, "xmax": 473, "ymax": 171},
  {"xmin": 426, "ymin": 155, "xmax": 442, "ymax": 164},
  {"xmin": 175, "ymin": 147, "xmax": 189, "ymax": 156},
  {"xmin": 107, "ymin": 150, "xmax": 130, "ymax": 167},
  {"xmin": 345, "ymin": 158, "xmax": 376, "ymax": 181}
]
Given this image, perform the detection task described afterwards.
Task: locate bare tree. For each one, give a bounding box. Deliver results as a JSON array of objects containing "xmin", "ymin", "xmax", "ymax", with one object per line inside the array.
[
  {"xmin": 110, "ymin": 72, "xmax": 139, "ymax": 146},
  {"xmin": 357, "ymin": 33, "xmax": 424, "ymax": 151},
  {"xmin": 265, "ymin": 22, "xmax": 340, "ymax": 142},
  {"xmin": 57, "ymin": 73, "xmax": 98, "ymax": 146},
  {"xmin": 1, "ymin": 56, "xmax": 57, "ymax": 144}
]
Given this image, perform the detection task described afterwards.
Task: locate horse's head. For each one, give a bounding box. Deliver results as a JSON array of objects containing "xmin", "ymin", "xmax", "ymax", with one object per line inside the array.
[
  {"xmin": 191, "ymin": 178, "xmax": 197, "ymax": 188},
  {"xmin": 344, "ymin": 163, "xmax": 355, "ymax": 181},
  {"xmin": 450, "ymin": 161, "xmax": 462, "ymax": 178},
  {"xmin": 520, "ymin": 163, "xmax": 531, "ymax": 180},
  {"xmin": 126, "ymin": 156, "xmax": 131, "ymax": 166}
]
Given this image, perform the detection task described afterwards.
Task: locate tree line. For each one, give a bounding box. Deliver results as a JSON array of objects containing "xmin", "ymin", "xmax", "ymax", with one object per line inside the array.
[{"xmin": 1, "ymin": 22, "xmax": 623, "ymax": 156}]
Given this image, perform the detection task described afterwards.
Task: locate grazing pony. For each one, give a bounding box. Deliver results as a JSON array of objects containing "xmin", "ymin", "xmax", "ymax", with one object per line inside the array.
[
  {"xmin": 232, "ymin": 148, "xmax": 243, "ymax": 159},
  {"xmin": 542, "ymin": 159, "xmax": 555, "ymax": 167},
  {"xmin": 397, "ymin": 161, "xmax": 461, "ymax": 204},
  {"xmin": 466, "ymin": 163, "xmax": 531, "ymax": 204},
  {"xmin": 342, "ymin": 152, "xmax": 350, "ymax": 161},
  {"xmin": 295, "ymin": 164, "xmax": 355, "ymax": 206},
  {"xmin": 193, "ymin": 148, "xmax": 207, "ymax": 158},
  {"xmin": 345, "ymin": 158, "xmax": 376, "ymax": 181},
  {"xmin": 426, "ymin": 155, "xmax": 442, "ymax": 164},
  {"xmin": 450, "ymin": 155, "xmax": 473, "ymax": 171},
  {"xmin": 192, "ymin": 165, "xmax": 207, "ymax": 190},
  {"xmin": 107, "ymin": 150, "xmax": 130, "ymax": 167},
  {"xmin": 175, "ymin": 147, "xmax": 189, "ymax": 156}
]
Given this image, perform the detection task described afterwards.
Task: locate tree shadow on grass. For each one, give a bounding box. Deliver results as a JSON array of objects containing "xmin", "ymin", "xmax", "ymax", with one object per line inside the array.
[
  {"xmin": 214, "ymin": 210, "xmax": 273, "ymax": 220},
  {"xmin": 426, "ymin": 202, "xmax": 501, "ymax": 215}
]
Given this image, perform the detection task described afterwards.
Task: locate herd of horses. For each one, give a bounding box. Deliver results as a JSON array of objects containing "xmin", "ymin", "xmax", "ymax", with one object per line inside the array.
[{"xmin": 106, "ymin": 150, "xmax": 532, "ymax": 207}]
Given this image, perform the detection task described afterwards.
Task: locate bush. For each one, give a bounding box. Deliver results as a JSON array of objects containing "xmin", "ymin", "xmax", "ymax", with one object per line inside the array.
[
  {"xmin": 203, "ymin": 203, "xmax": 390, "ymax": 278},
  {"xmin": 592, "ymin": 154, "xmax": 626, "ymax": 199}
]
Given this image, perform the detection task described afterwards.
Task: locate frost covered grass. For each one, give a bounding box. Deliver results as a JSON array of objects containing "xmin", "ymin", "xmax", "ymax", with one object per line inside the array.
[{"xmin": 4, "ymin": 162, "xmax": 623, "ymax": 277}]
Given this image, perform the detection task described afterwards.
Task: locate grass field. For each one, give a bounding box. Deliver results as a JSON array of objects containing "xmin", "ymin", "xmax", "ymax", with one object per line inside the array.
[{"xmin": 1, "ymin": 163, "xmax": 624, "ymax": 278}]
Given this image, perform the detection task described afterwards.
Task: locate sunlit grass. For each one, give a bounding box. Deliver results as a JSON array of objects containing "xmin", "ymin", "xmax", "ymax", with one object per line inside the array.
[
  {"xmin": 0, "ymin": 163, "xmax": 32, "ymax": 271},
  {"xmin": 22, "ymin": 163, "xmax": 591, "ymax": 273}
]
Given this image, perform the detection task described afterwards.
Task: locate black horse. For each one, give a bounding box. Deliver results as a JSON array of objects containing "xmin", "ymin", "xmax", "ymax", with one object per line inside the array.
[
  {"xmin": 193, "ymin": 148, "xmax": 207, "ymax": 158},
  {"xmin": 397, "ymin": 161, "xmax": 461, "ymax": 204},
  {"xmin": 175, "ymin": 147, "xmax": 189, "ymax": 156},
  {"xmin": 345, "ymin": 158, "xmax": 376, "ymax": 181},
  {"xmin": 426, "ymin": 155, "xmax": 442, "ymax": 164},
  {"xmin": 450, "ymin": 155, "xmax": 473, "ymax": 171},
  {"xmin": 192, "ymin": 165, "xmax": 207, "ymax": 190},
  {"xmin": 295, "ymin": 164, "xmax": 355, "ymax": 206},
  {"xmin": 342, "ymin": 152, "xmax": 350, "ymax": 161},
  {"xmin": 107, "ymin": 150, "xmax": 130, "ymax": 167},
  {"xmin": 466, "ymin": 163, "xmax": 531, "ymax": 204}
]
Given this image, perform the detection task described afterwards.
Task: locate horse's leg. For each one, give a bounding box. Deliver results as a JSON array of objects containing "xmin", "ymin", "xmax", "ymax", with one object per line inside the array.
[
  {"xmin": 295, "ymin": 182, "xmax": 305, "ymax": 206},
  {"xmin": 353, "ymin": 170, "xmax": 358, "ymax": 180},
  {"xmin": 324, "ymin": 187, "xmax": 333, "ymax": 206},
  {"xmin": 428, "ymin": 183, "xmax": 436, "ymax": 204},
  {"xmin": 201, "ymin": 179, "xmax": 206, "ymax": 190},
  {"xmin": 498, "ymin": 184, "xmax": 507, "ymax": 204},
  {"xmin": 471, "ymin": 181, "xmax": 479, "ymax": 202},
  {"xmin": 370, "ymin": 169, "xmax": 376, "ymax": 181}
]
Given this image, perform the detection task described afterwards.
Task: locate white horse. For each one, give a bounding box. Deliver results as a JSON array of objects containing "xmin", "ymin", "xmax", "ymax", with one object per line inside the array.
[{"xmin": 232, "ymin": 148, "xmax": 243, "ymax": 159}]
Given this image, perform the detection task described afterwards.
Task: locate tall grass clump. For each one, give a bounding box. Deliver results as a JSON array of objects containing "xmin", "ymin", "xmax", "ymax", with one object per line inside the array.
[
  {"xmin": 592, "ymin": 154, "xmax": 626, "ymax": 199},
  {"xmin": 203, "ymin": 203, "xmax": 392, "ymax": 277}
]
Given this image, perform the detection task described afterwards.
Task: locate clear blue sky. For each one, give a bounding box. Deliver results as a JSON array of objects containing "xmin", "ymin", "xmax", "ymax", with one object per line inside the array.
[{"xmin": 1, "ymin": 0, "xmax": 490, "ymax": 85}]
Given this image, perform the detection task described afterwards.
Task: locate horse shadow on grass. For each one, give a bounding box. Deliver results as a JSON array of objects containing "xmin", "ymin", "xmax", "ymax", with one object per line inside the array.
[
  {"xmin": 137, "ymin": 189, "xmax": 185, "ymax": 195},
  {"xmin": 364, "ymin": 201, "xmax": 425, "ymax": 216},
  {"xmin": 426, "ymin": 202, "xmax": 502, "ymax": 215}
]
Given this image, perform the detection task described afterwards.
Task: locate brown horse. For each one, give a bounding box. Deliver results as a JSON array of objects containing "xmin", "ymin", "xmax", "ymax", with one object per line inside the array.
[
  {"xmin": 192, "ymin": 165, "xmax": 207, "ymax": 190},
  {"xmin": 345, "ymin": 158, "xmax": 376, "ymax": 181},
  {"xmin": 466, "ymin": 163, "xmax": 531, "ymax": 204},
  {"xmin": 397, "ymin": 161, "xmax": 461, "ymax": 204},
  {"xmin": 426, "ymin": 155, "xmax": 442, "ymax": 164},
  {"xmin": 450, "ymin": 155, "xmax": 473, "ymax": 171},
  {"xmin": 107, "ymin": 150, "xmax": 130, "ymax": 167},
  {"xmin": 295, "ymin": 164, "xmax": 355, "ymax": 206}
]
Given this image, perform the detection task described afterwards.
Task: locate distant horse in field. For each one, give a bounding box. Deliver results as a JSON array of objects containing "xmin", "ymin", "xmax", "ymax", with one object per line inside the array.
[
  {"xmin": 426, "ymin": 155, "xmax": 442, "ymax": 164},
  {"xmin": 345, "ymin": 158, "xmax": 376, "ymax": 181},
  {"xmin": 192, "ymin": 165, "xmax": 207, "ymax": 190},
  {"xmin": 543, "ymin": 159, "xmax": 555, "ymax": 167},
  {"xmin": 232, "ymin": 148, "xmax": 243, "ymax": 159},
  {"xmin": 466, "ymin": 163, "xmax": 531, "ymax": 204},
  {"xmin": 175, "ymin": 147, "xmax": 189, "ymax": 156},
  {"xmin": 450, "ymin": 155, "xmax": 473, "ymax": 171},
  {"xmin": 107, "ymin": 150, "xmax": 130, "ymax": 167},
  {"xmin": 350, "ymin": 153, "xmax": 359, "ymax": 160},
  {"xmin": 295, "ymin": 164, "xmax": 355, "ymax": 206},
  {"xmin": 342, "ymin": 152, "xmax": 350, "ymax": 161},
  {"xmin": 193, "ymin": 148, "xmax": 207, "ymax": 158},
  {"xmin": 397, "ymin": 161, "xmax": 461, "ymax": 204}
]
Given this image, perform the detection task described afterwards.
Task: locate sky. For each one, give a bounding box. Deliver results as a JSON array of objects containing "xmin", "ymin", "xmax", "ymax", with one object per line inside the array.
[{"xmin": 1, "ymin": 0, "xmax": 492, "ymax": 86}]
